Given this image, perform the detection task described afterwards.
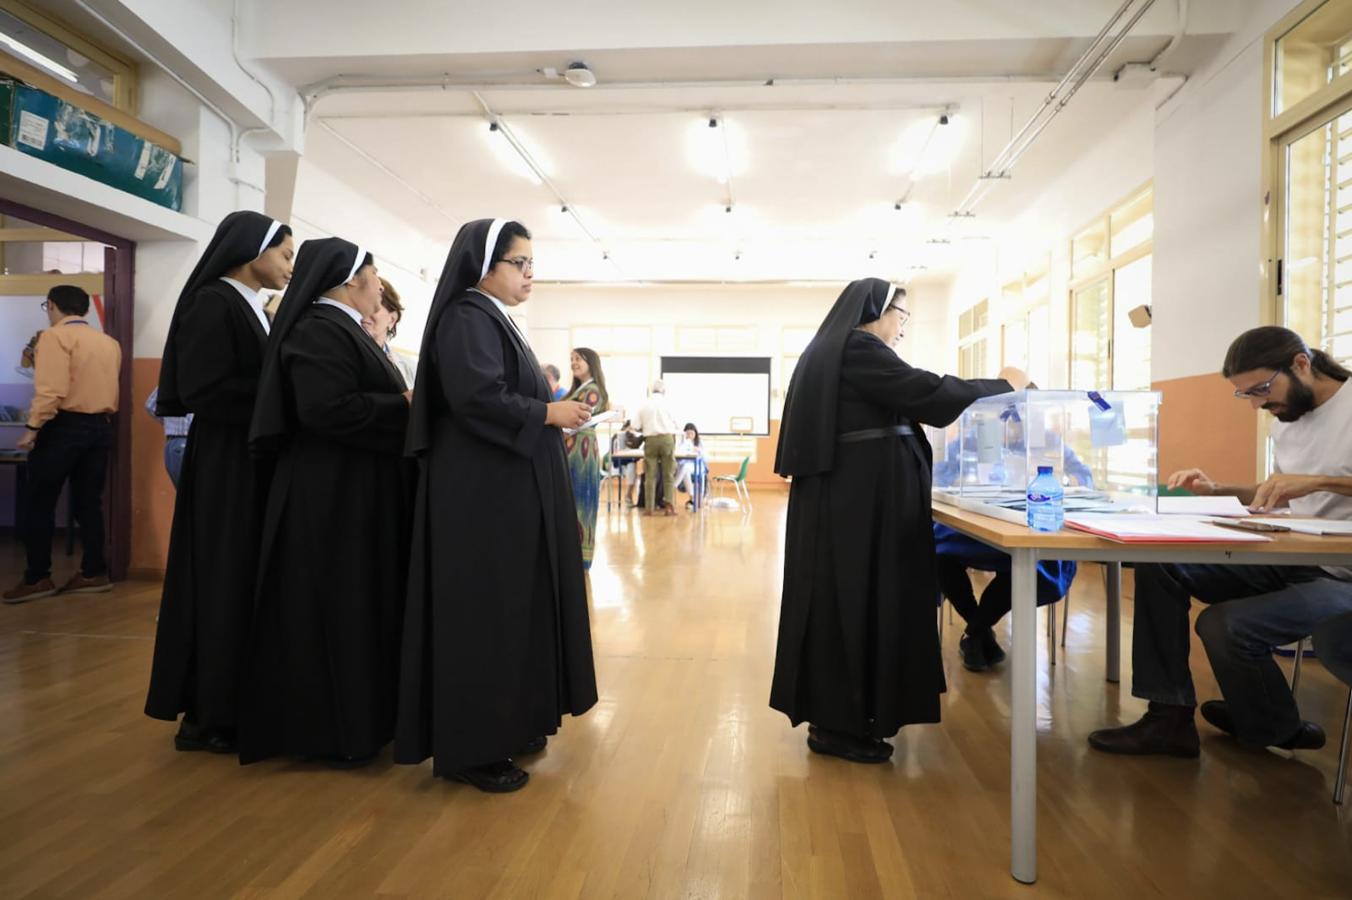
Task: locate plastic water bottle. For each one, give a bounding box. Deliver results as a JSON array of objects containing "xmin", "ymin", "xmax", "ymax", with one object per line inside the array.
[{"xmin": 1027, "ymin": 465, "xmax": 1064, "ymax": 532}]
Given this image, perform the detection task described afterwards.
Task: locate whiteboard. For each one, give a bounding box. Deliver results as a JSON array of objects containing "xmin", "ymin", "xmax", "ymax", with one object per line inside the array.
[{"xmin": 661, "ymin": 357, "xmax": 770, "ymax": 435}]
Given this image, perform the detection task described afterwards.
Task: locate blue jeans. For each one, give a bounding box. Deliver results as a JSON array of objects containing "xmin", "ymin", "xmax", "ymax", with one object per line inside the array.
[
  {"xmin": 164, "ymin": 437, "xmax": 187, "ymax": 489},
  {"xmin": 1131, "ymin": 563, "xmax": 1352, "ymax": 745}
]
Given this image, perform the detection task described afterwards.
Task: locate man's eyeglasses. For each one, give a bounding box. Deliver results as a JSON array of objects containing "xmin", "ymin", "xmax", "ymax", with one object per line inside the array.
[
  {"xmin": 39, "ymin": 299, "xmax": 49, "ymax": 311},
  {"xmin": 1233, "ymin": 370, "xmax": 1283, "ymax": 399},
  {"xmin": 503, "ymin": 256, "xmax": 534, "ymax": 274}
]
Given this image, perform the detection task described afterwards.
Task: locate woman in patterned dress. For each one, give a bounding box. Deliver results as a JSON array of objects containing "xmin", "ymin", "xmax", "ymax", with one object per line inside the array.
[{"xmin": 563, "ymin": 348, "xmax": 609, "ymax": 570}]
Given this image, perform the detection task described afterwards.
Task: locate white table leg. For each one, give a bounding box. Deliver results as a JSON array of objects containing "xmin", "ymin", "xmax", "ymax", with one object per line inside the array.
[
  {"xmin": 1010, "ymin": 547, "xmax": 1038, "ymax": 884},
  {"xmin": 1105, "ymin": 562, "xmax": 1122, "ymax": 684}
]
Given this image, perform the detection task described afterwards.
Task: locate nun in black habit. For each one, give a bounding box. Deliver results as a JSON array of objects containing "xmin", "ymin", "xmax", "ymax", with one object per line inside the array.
[
  {"xmin": 145, "ymin": 211, "xmax": 294, "ymax": 752},
  {"xmin": 238, "ymin": 238, "xmax": 413, "ymax": 766},
  {"xmin": 395, "ymin": 219, "xmax": 598, "ymax": 793},
  {"xmin": 769, "ymin": 278, "xmax": 1017, "ymax": 763}
]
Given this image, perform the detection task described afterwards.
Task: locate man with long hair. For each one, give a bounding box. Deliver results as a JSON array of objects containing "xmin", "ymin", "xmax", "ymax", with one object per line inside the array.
[{"xmin": 1090, "ymin": 327, "xmax": 1352, "ymax": 757}]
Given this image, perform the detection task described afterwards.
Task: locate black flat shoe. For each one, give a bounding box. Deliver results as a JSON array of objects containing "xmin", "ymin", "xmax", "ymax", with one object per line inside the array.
[
  {"xmin": 516, "ymin": 736, "xmax": 547, "ymax": 756},
  {"xmin": 450, "ymin": 759, "xmax": 529, "ymax": 793},
  {"xmin": 958, "ymin": 632, "xmax": 990, "ymax": 672},
  {"xmin": 806, "ymin": 727, "xmax": 893, "ymax": 764},
  {"xmin": 174, "ymin": 722, "xmax": 236, "ymax": 754}
]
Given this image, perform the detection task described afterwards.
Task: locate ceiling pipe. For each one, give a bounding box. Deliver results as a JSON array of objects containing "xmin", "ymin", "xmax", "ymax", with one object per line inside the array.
[{"xmin": 947, "ymin": 0, "xmax": 1158, "ymax": 220}]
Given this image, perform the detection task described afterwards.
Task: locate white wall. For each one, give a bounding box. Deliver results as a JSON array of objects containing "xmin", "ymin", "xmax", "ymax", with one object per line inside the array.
[
  {"xmin": 1151, "ymin": 0, "xmax": 1299, "ymax": 382},
  {"xmin": 289, "ymin": 159, "xmax": 443, "ymax": 352},
  {"xmin": 936, "ymin": 91, "xmax": 1156, "ymax": 387}
]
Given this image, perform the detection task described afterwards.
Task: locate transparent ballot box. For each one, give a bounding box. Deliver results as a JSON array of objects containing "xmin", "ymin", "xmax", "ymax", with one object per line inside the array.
[{"xmin": 928, "ymin": 389, "xmax": 1161, "ymax": 524}]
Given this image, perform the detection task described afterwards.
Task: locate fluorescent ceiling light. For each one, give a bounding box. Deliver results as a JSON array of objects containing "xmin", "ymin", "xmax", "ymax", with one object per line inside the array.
[
  {"xmin": 481, "ymin": 121, "xmax": 542, "ymax": 185},
  {"xmin": 0, "ymin": 31, "xmax": 78, "ymax": 83},
  {"xmin": 685, "ymin": 116, "xmax": 748, "ymax": 184}
]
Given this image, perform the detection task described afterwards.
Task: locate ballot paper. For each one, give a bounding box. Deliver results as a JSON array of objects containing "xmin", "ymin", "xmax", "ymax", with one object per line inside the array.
[
  {"xmin": 562, "ymin": 409, "xmax": 623, "ymax": 435},
  {"xmin": 1157, "ymin": 495, "xmax": 1251, "ymax": 517},
  {"xmin": 1065, "ymin": 514, "xmax": 1272, "ymax": 543}
]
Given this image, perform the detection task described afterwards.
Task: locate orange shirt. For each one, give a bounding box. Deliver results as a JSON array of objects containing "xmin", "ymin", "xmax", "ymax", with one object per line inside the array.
[{"xmin": 28, "ymin": 316, "xmax": 122, "ymax": 429}]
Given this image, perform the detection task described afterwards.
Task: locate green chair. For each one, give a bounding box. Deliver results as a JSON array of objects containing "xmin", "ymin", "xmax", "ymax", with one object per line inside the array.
[{"xmin": 712, "ymin": 457, "xmax": 752, "ymax": 509}]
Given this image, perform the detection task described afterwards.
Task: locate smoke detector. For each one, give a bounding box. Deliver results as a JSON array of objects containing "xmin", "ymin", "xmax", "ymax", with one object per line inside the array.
[{"xmin": 564, "ymin": 62, "xmax": 596, "ymax": 88}]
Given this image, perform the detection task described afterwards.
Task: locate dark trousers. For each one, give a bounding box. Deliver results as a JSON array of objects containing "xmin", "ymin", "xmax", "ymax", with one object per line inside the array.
[
  {"xmin": 1131, "ymin": 562, "xmax": 1352, "ymax": 745},
  {"xmin": 23, "ymin": 412, "xmax": 111, "ymax": 583},
  {"xmin": 935, "ymin": 556, "xmax": 1061, "ymax": 633},
  {"xmin": 937, "ymin": 557, "xmax": 1012, "ymax": 632}
]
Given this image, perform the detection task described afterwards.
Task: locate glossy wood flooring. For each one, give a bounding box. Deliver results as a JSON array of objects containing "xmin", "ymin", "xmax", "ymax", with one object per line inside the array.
[{"xmin": 2, "ymin": 491, "xmax": 1351, "ymax": 899}]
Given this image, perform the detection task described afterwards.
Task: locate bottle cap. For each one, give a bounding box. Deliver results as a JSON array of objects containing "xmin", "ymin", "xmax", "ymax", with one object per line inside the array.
[{"xmin": 1037, "ymin": 465, "xmax": 1053, "ymax": 474}]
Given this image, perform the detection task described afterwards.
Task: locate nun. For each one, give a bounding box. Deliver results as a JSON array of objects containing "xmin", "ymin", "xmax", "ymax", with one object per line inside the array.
[
  {"xmin": 237, "ymin": 238, "xmax": 413, "ymax": 767},
  {"xmin": 145, "ymin": 211, "xmax": 293, "ymax": 753},
  {"xmin": 395, "ymin": 218, "xmax": 598, "ymax": 793},
  {"xmin": 769, "ymin": 278, "xmax": 1021, "ymax": 763}
]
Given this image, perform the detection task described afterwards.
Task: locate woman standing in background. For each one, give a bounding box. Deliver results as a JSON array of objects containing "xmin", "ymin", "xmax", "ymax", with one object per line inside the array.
[{"xmin": 565, "ymin": 347, "xmax": 609, "ymax": 570}]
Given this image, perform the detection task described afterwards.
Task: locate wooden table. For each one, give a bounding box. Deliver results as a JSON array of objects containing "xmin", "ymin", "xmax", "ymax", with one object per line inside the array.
[{"xmin": 933, "ymin": 501, "xmax": 1352, "ymax": 885}]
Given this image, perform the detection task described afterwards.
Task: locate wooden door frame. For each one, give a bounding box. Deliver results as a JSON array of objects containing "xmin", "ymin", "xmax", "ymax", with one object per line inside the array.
[{"xmin": 0, "ymin": 197, "xmax": 134, "ymax": 582}]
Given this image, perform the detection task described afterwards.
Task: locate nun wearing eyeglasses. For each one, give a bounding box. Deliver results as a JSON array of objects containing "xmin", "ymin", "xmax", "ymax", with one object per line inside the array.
[
  {"xmin": 395, "ymin": 219, "xmax": 598, "ymax": 793},
  {"xmin": 237, "ymin": 238, "xmax": 414, "ymax": 767},
  {"xmin": 770, "ymin": 278, "xmax": 1023, "ymax": 764},
  {"xmin": 145, "ymin": 211, "xmax": 294, "ymax": 754}
]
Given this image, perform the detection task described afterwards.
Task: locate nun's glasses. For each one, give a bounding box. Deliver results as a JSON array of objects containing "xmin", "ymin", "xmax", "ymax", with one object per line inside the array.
[
  {"xmin": 886, "ymin": 303, "xmax": 911, "ymax": 326},
  {"xmin": 503, "ymin": 256, "xmax": 535, "ymax": 274}
]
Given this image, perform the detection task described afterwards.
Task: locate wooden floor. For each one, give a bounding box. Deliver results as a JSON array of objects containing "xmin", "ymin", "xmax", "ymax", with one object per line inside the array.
[{"xmin": 2, "ymin": 489, "xmax": 1351, "ymax": 899}]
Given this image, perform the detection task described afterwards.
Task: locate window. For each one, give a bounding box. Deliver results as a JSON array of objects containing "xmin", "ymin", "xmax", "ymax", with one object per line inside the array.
[
  {"xmin": 1068, "ymin": 185, "xmax": 1153, "ymax": 390},
  {"xmin": 0, "ymin": 1, "xmax": 137, "ymax": 112},
  {"xmin": 1279, "ymin": 104, "xmax": 1352, "ymax": 368},
  {"xmin": 1273, "ymin": 0, "xmax": 1352, "ymax": 116},
  {"xmin": 957, "ymin": 299, "xmax": 989, "ymax": 379}
]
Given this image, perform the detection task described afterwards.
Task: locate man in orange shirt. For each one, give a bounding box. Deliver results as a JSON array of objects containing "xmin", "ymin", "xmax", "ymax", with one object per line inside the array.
[{"xmin": 4, "ymin": 286, "xmax": 122, "ymax": 603}]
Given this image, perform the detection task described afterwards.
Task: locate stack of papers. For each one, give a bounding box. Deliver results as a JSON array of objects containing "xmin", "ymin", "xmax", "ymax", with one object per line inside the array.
[
  {"xmin": 1065, "ymin": 514, "xmax": 1272, "ymax": 543},
  {"xmin": 1157, "ymin": 495, "xmax": 1251, "ymax": 517}
]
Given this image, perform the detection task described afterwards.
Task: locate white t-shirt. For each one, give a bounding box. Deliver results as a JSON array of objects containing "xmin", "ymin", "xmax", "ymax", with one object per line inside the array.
[
  {"xmin": 636, "ymin": 393, "xmax": 679, "ymax": 437},
  {"xmin": 1271, "ymin": 378, "xmax": 1352, "ymax": 578}
]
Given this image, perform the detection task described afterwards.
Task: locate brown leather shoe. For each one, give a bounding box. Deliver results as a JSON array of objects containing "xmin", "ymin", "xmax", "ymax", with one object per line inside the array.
[
  {"xmin": 1088, "ymin": 703, "xmax": 1200, "ymax": 757},
  {"xmin": 3, "ymin": 578, "xmax": 58, "ymax": 604},
  {"xmin": 60, "ymin": 573, "xmax": 112, "ymax": 594}
]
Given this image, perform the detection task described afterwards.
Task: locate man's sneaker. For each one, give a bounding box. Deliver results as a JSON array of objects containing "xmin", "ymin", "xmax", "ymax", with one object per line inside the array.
[
  {"xmin": 3, "ymin": 578, "xmax": 59, "ymax": 604},
  {"xmin": 60, "ymin": 573, "xmax": 112, "ymax": 594}
]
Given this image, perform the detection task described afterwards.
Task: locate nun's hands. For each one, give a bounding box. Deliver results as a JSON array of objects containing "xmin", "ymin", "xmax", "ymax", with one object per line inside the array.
[
  {"xmin": 997, "ymin": 366, "xmax": 1031, "ymax": 391},
  {"xmin": 547, "ymin": 400, "xmax": 592, "ymax": 429},
  {"xmin": 402, "ymin": 391, "xmax": 413, "ymax": 404}
]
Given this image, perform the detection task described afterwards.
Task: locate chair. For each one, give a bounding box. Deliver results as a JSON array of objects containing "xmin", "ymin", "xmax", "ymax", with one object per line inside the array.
[
  {"xmin": 712, "ymin": 457, "xmax": 752, "ymax": 509},
  {"xmin": 1310, "ymin": 611, "xmax": 1352, "ymax": 805}
]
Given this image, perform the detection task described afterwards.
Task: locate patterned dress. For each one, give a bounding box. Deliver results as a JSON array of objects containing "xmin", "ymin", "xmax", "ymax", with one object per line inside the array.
[{"xmin": 563, "ymin": 380, "xmax": 609, "ymax": 569}]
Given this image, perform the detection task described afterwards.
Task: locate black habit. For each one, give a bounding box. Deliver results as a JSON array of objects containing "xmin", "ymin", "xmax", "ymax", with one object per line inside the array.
[
  {"xmin": 395, "ymin": 219, "xmax": 597, "ymax": 777},
  {"xmin": 238, "ymin": 239, "xmax": 412, "ymax": 763},
  {"xmin": 146, "ymin": 211, "xmax": 280, "ymax": 728},
  {"xmin": 769, "ymin": 278, "xmax": 1010, "ymax": 738}
]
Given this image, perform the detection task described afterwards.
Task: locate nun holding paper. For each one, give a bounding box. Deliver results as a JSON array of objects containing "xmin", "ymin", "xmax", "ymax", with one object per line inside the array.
[{"xmin": 395, "ymin": 218, "xmax": 598, "ymax": 793}]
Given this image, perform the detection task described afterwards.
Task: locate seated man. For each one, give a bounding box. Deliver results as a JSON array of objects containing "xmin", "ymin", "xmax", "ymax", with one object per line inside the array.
[
  {"xmin": 933, "ymin": 409, "xmax": 1095, "ymax": 671},
  {"xmin": 1090, "ymin": 327, "xmax": 1352, "ymax": 757}
]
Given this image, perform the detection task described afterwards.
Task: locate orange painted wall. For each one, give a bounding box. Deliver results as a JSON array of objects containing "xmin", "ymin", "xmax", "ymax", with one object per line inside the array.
[
  {"xmin": 1153, "ymin": 371, "xmax": 1259, "ymax": 487},
  {"xmin": 130, "ymin": 358, "xmax": 176, "ymax": 576}
]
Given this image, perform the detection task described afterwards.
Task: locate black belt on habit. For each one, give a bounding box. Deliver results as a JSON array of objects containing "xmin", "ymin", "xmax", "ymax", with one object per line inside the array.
[{"xmin": 837, "ymin": 424, "xmax": 915, "ymax": 444}]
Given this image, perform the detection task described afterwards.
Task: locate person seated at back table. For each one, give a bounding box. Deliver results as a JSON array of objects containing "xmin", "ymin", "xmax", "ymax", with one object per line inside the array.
[
  {"xmin": 1089, "ymin": 327, "xmax": 1352, "ymax": 757},
  {"xmin": 932, "ymin": 390, "xmax": 1094, "ymax": 671}
]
